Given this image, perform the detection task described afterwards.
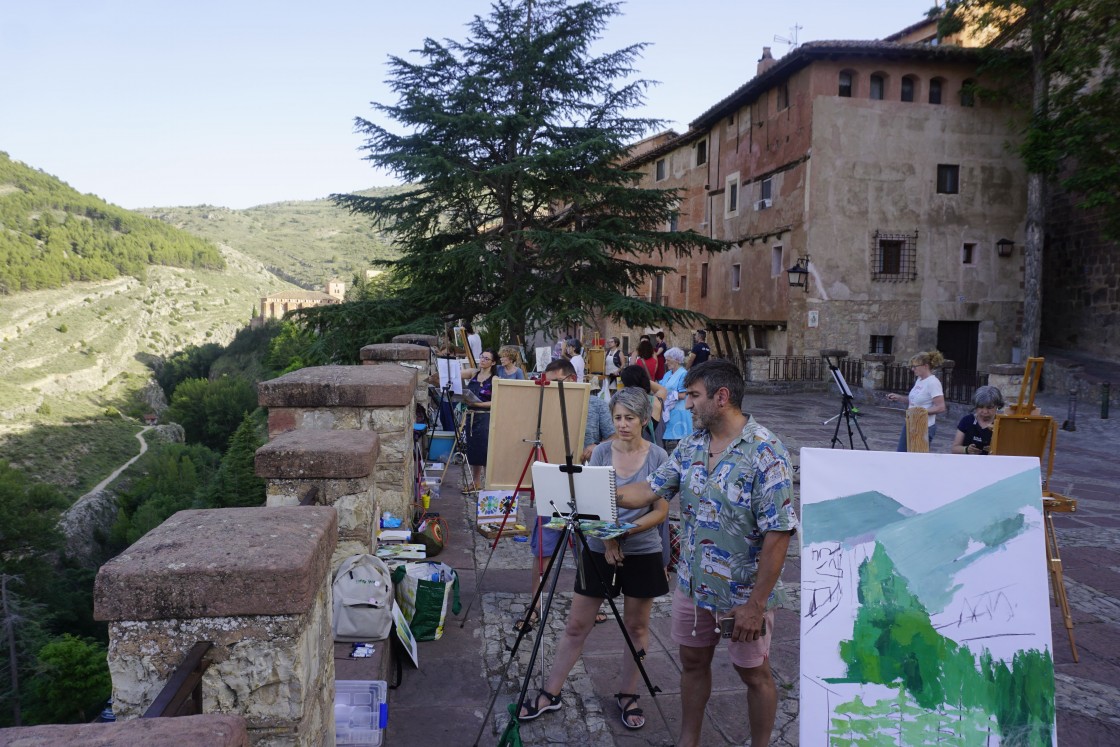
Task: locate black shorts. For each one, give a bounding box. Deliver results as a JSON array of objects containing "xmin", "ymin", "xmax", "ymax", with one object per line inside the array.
[{"xmin": 574, "ymin": 547, "xmax": 669, "ymax": 600}]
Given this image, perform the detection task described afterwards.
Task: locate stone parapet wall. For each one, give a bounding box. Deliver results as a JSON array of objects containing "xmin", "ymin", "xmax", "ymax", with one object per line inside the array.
[
  {"xmin": 360, "ymin": 343, "xmax": 432, "ymax": 408},
  {"xmin": 259, "ymin": 365, "xmax": 416, "ymax": 519},
  {"xmin": 742, "ymin": 348, "xmax": 771, "ymax": 382},
  {"xmin": 256, "ymin": 429, "xmax": 381, "ymax": 570},
  {"xmin": 94, "ymin": 507, "xmax": 337, "ymax": 747},
  {"xmin": 0, "ymin": 714, "xmax": 250, "ymax": 746}
]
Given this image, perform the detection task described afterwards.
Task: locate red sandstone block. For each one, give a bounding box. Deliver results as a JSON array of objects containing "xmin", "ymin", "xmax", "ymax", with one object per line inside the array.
[
  {"xmin": 93, "ymin": 507, "xmax": 337, "ymax": 622},
  {"xmin": 255, "ymin": 429, "xmax": 380, "ymax": 479},
  {"xmin": 360, "ymin": 342, "xmax": 430, "ymax": 362},
  {"xmin": 268, "ymin": 408, "xmax": 297, "ymax": 437},
  {"xmin": 0, "ymin": 714, "xmax": 249, "ymax": 746},
  {"xmin": 258, "ymin": 365, "xmax": 414, "ymax": 408}
]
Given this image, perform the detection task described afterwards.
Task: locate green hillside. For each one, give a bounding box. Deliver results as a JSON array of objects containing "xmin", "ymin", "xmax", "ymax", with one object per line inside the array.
[
  {"xmin": 140, "ymin": 187, "xmax": 405, "ymax": 289},
  {"xmin": 0, "ymin": 152, "xmax": 224, "ymax": 293}
]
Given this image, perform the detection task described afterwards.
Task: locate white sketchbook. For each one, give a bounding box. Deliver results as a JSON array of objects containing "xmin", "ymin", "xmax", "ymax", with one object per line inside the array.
[{"xmin": 531, "ymin": 461, "xmax": 617, "ymax": 522}]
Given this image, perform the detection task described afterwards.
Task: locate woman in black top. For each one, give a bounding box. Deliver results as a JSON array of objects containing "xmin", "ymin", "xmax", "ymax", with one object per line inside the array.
[{"xmin": 951, "ymin": 385, "xmax": 1004, "ymax": 455}]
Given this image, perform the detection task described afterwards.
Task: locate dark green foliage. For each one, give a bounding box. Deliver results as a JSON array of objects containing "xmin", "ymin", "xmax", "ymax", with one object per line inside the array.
[
  {"xmin": 328, "ymin": 0, "xmax": 729, "ymax": 348},
  {"xmin": 0, "ymin": 152, "xmax": 224, "ymax": 294},
  {"xmin": 110, "ymin": 443, "xmax": 221, "ymax": 550},
  {"xmin": 23, "ymin": 635, "xmax": 110, "ymax": 725},
  {"xmin": 0, "ymin": 461, "xmax": 68, "ymax": 571},
  {"xmin": 203, "ymin": 412, "xmax": 267, "ymax": 509},
  {"xmin": 155, "ymin": 343, "xmax": 223, "ymax": 399},
  {"xmin": 266, "ymin": 320, "xmax": 317, "ymax": 373},
  {"xmin": 164, "ymin": 377, "xmax": 258, "ymax": 452},
  {"xmin": 833, "ymin": 542, "xmax": 1055, "ymax": 744}
]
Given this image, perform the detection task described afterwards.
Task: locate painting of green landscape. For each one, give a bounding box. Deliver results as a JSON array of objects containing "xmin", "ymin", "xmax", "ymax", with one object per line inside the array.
[{"xmin": 799, "ymin": 448, "xmax": 1057, "ymax": 746}]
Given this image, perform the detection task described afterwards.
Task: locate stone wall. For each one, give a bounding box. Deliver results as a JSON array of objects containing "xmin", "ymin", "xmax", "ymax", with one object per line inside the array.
[
  {"xmin": 257, "ymin": 364, "xmax": 416, "ymax": 519},
  {"xmin": 94, "ymin": 507, "xmax": 337, "ymax": 747},
  {"xmin": 256, "ymin": 429, "xmax": 381, "ymax": 570}
]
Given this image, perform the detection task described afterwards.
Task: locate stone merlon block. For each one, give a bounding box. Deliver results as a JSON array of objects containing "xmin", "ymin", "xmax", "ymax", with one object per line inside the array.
[
  {"xmin": 360, "ymin": 342, "xmax": 430, "ymax": 363},
  {"xmin": 255, "ymin": 429, "xmax": 379, "ymax": 480},
  {"xmin": 257, "ymin": 365, "xmax": 414, "ymax": 409},
  {"xmin": 0, "ymin": 714, "xmax": 249, "ymax": 746},
  {"xmin": 0, "ymin": 714, "xmax": 249, "ymax": 747},
  {"xmin": 391, "ymin": 333, "xmax": 438, "ymax": 346},
  {"xmin": 93, "ymin": 507, "xmax": 337, "ymax": 622}
]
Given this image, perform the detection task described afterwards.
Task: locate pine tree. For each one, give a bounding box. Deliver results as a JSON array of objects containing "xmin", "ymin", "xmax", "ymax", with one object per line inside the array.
[{"xmin": 329, "ymin": 0, "xmax": 728, "ymax": 344}]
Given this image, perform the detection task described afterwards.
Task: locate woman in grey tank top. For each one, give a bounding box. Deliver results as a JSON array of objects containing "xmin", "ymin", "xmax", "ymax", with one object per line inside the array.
[{"xmin": 518, "ymin": 388, "xmax": 670, "ymax": 730}]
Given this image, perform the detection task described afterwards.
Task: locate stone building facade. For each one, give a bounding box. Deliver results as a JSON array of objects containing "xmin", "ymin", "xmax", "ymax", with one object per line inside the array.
[
  {"xmin": 257, "ymin": 280, "xmax": 345, "ymax": 323},
  {"xmin": 604, "ymin": 38, "xmax": 1030, "ymax": 375}
]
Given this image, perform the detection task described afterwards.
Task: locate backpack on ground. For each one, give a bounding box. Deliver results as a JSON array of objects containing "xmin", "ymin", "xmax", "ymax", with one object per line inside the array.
[{"xmin": 332, "ymin": 554, "xmax": 394, "ymax": 642}]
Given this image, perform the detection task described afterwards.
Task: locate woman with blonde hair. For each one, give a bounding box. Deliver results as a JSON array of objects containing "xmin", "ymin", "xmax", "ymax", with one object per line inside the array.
[
  {"xmin": 887, "ymin": 350, "xmax": 947, "ymax": 451},
  {"xmin": 496, "ymin": 345, "xmax": 525, "ymax": 380}
]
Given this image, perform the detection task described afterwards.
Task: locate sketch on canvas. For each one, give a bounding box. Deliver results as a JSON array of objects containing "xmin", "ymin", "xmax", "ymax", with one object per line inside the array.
[{"xmin": 799, "ymin": 448, "xmax": 1056, "ymax": 746}]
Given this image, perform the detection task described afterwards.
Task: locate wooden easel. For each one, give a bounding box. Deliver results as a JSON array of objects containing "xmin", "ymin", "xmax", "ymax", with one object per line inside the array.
[
  {"xmin": 990, "ymin": 413, "xmax": 1079, "ymax": 661},
  {"xmin": 1011, "ymin": 356, "xmax": 1044, "ymax": 415}
]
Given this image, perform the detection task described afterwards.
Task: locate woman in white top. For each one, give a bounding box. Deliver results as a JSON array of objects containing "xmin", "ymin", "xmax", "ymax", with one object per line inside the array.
[{"xmin": 887, "ymin": 350, "xmax": 947, "ymax": 451}]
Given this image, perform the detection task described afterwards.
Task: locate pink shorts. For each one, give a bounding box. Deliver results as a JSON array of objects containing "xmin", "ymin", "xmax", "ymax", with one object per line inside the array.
[{"xmin": 670, "ymin": 588, "xmax": 774, "ymax": 669}]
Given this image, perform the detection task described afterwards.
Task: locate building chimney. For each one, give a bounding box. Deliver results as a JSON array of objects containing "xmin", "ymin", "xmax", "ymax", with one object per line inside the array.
[{"xmin": 757, "ymin": 46, "xmax": 776, "ymax": 76}]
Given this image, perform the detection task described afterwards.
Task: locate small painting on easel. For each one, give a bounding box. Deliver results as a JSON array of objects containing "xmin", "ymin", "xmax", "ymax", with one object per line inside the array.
[{"xmin": 476, "ymin": 490, "xmax": 518, "ymax": 525}]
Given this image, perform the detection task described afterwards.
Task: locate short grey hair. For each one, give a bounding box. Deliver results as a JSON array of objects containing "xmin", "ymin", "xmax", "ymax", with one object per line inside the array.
[
  {"xmin": 610, "ymin": 386, "xmax": 651, "ymax": 423},
  {"xmin": 664, "ymin": 346, "xmax": 686, "ymax": 364},
  {"xmin": 972, "ymin": 385, "xmax": 1005, "ymax": 410}
]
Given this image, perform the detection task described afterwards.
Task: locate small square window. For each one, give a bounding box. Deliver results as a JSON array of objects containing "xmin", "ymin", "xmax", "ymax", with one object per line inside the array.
[
  {"xmin": 655, "ymin": 158, "xmax": 666, "ymax": 181},
  {"xmin": 962, "ymin": 242, "xmax": 976, "ymax": 265},
  {"xmin": 760, "ymin": 177, "xmax": 772, "ymax": 201},
  {"xmin": 878, "ymin": 240, "xmax": 903, "ymax": 274},
  {"xmin": 732, "ymin": 264, "xmax": 742, "ymax": 291},
  {"xmin": 937, "ymin": 164, "xmax": 960, "ymax": 194},
  {"xmin": 695, "ymin": 140, "xmax": 707, "ymax": 166},
  {"xmin": 870, "ymin": 335, "xmax": 894, "ymax": 354},
  {"xmin": 728, "ymin": 182, "xmax": 738, "ymax": 213},
  {"xmin": 669, "ymin": 211, "xmax": 679, "ymax": 232}
]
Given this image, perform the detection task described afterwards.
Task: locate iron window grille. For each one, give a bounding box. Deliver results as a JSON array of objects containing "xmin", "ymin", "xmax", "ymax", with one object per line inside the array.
[{"xmin": 872, "ymin": 230, "xmax": 918, "ymax": 282}]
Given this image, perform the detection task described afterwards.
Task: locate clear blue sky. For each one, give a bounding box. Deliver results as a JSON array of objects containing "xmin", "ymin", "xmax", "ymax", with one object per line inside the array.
[{"xmin": 1, "ymin": 1, "xmax": 934, "ymax": 209}]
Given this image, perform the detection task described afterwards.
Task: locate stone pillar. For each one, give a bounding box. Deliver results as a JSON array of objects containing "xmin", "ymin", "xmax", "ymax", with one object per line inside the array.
[
  {"xmin": 988, "ymin": 363, "xmax": 1026, "ymax": 407},
  {"xmin": 257, "ymin": 365, "xmax": 416, "ymax": 519},
  {"xmin": 360, "ymin": 342, "xmax": 432, "ymax": 409},
  {"xmin": 255, "ymin": 429, "xmax": 380, "ymax": 570},
  {"xmin": 861, "ymin": 353, "xmax": 895, "ymax": 391},
  {"xmin": 94, "ymin": 507, "xmax": 337, "ymax": 747},
  {"xmin": 742, "ymin": 348, "xmax": 771, "ymax": 382}
]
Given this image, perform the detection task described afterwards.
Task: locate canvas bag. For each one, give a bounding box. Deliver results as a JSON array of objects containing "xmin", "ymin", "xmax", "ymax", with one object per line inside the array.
[
  {"xmin": 332, "ymin": 554, "xmax": 394, "ymax": 642},
  {"xmin": 391, "ymin": 561, "xmax": 461, "ymax": 641}
]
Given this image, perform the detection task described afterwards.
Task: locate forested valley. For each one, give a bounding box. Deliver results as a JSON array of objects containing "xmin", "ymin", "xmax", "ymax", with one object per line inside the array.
[{"xmin": 0, "ymin": 320, "xmax": 308, "ymax": 726}]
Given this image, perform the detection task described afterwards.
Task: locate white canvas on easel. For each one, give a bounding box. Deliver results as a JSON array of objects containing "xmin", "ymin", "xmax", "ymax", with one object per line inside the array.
[
  {"xmin": 534, "ymin": 346, "xmax": 553, "ymax": 373},
  {"xmin": 437, "ymin": 358, "xmax": 463, "ymax": 395},
  {"xmin": 798, "ymin": 448, "xmax": 1056, "ymax": 746},
  {"xmin": 530, "ymin": 462, "xmax": 617, "ymax": 522}
]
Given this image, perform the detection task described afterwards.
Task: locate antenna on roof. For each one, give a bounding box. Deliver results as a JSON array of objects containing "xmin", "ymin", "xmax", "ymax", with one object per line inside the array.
[{"xmin": 774, "ymin": 23, "xmax": 802, "ymax": 50}]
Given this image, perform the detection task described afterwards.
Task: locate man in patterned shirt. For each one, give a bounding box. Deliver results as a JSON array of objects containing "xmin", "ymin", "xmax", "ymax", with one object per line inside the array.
[{"xmin": 618, "ymin": 359, "xmax": 797, "ymax": 747}]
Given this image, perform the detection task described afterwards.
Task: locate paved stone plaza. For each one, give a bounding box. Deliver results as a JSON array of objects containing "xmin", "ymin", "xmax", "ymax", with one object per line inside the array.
[{"xmin": 382, "ymin": 389, "xmax": 1119, "ymax": 746}]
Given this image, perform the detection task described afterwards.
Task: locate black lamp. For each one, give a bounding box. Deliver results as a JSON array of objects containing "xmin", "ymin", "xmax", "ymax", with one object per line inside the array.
[
  {"xmin": 996, "ymin": 238, "xmax": 1015, "ymax": 258},
  {"xmin": 787, "ymin": 255, "xmax": 810, "ymax": 292}
]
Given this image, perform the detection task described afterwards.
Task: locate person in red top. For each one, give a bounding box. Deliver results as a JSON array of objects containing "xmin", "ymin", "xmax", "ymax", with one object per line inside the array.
[{"xmin": 633, "ymin": 338, "xmax": 659, "ymax": 381}]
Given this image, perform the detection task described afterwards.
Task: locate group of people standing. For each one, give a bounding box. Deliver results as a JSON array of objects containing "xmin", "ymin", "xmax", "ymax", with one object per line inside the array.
[{"xmin": 448, "ymin": 323, "xmax": 995, "ymax": 745}]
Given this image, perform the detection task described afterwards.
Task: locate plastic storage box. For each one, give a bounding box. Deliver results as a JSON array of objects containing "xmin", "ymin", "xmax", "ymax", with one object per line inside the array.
[{"xmin": 335, "ymin": 679, "xmax": 388, "ymax": 746}]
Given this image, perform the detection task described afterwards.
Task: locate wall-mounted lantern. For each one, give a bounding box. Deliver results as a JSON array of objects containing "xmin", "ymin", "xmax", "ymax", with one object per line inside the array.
[
  {"xmin": 996, "ymin": 238, "xmax": 1015, "ymax": 258},
  {"xmin": 787, "ymin": 255, "xmax": 810, "ymax": 292}
]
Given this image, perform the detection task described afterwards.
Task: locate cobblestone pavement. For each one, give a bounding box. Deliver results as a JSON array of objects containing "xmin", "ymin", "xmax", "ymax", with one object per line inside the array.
[{"xmin": 386, "ymin": 390, "xmax": 1119, "ymax": 746}]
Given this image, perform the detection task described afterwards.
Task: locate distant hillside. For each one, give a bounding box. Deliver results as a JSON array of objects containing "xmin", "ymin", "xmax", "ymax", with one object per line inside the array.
[
  {"xmin": 140, "ymin": 187, "xmax": 405, "ymax": 290},
  {"xmin": 0, "ymin": 152, "xmax": 224, "ymax": 294}
]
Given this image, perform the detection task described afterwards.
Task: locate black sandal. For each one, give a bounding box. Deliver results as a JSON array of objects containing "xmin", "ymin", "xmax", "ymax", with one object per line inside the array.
[
  {"xmin": 512, "ymin": 610, "xmax": 539, "ymax": 633},
  {"xmin": 518, "ymin": 689, "xmax": 562, "ymax": 721},
  {"xmin": 615, "ymin": 692, "xmax": 645, "ymax": 730}
]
